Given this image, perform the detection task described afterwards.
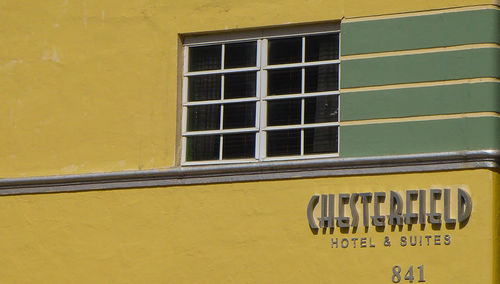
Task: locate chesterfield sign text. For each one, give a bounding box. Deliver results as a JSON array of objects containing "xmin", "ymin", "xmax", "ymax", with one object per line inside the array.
[{"xmin": 307, "ymin": 188, "xmax": 472, "ymax": 229}]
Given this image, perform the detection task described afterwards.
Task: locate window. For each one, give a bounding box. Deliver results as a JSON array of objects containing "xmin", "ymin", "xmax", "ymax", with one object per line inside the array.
[{"xmin": 182, "ymin": 25, "xmax": 340, "ymax": 164}]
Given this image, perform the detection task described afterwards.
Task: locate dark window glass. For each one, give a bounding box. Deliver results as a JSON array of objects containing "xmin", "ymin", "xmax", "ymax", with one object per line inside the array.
[
  {"xmin": 224, "ymin": 42, "xmax": 257, "ymax": 68},
  {"xmin": 304, "ymin": 127, "xmax": 338, "ymax": 154},
  {"xmin": 267, "ymin": 130, "xmax": 301, "ymax": 157},
  {"xmin": 305, "ymin": 95, "xmax": 338, "ymax": 123},
  {"xmin": 305, "ymin": 34, "xmax": 339, "ymax": 62},
  {"xmin": 187, "ymin": 105, "xmax": 220, "ymax": 131},
  {"xmin": 188, "ymin": 74, "xmax": 221, "ymax": 101},
  {"xmin": 223, "ymin": 102, "xmax": 256, "ymax": 129},
  {"xmin": 305, "ymin": 64, "xmax": 338, "ymax": 93},
  {"xmin": 189, "ymin": 45, "xmax": 221, "ymax": 71},
  {"xmin": 267, "ymin": 99, "xmax": 301, "ymax": 126},
  {"xmin": 268, "ymin": 37, "xmax": 302, "ymax": 65},
  {"xmin": 222, "ymin": 133, "xmax": 255, "ymax": 159},
  {"xmin": 268, "ymin": 68, "xmax": 301, "ymax": 95},
  {"xmin": 224, "ymin": 72, "xmax": 256, "ymax": 99},
  {"xmin": 186, "ymin": 135, "xmax": 220, "ymax": 161}
]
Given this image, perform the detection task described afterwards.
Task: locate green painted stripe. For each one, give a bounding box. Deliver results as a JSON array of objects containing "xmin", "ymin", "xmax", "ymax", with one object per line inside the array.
[
  {"xmin": 341, "ymin": 48, "xmax": 500, "ymax": 88},
  {"xmin": 341, "ymin": 82, "xmax": 500, "ymax": 121},
  {"xmin": 341, "ymin": 9, "xmax": 500, "ymax": 56},
  {"xmin": 340, "ymin": 117, "xmax": 500, "ymax": 157}
]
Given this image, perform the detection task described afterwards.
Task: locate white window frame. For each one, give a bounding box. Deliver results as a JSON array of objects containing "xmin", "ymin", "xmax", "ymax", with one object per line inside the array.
[{"xmin": 181, "ymin": 23, "xmax": 340, "ymax": 166}]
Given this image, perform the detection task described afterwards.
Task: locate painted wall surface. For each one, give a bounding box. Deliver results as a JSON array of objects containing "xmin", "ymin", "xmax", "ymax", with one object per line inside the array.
[
  {"xmin": 1, "ymin": 0, "xmax": 498, "ymax": 178},
  {"xmin": 0, "ymin": 169, "xmax": 496, "ymax": 283},
  {"xmin": 1, "ymin": 2, "xmax": 499, "ymax": 283}
]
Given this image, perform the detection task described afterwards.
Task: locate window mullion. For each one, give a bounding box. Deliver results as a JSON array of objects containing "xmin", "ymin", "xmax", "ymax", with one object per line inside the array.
[
  {"xmin": 221, "ymin": 44, "xmax": 225, "ymax": 70},
  {"xmin": 255, "ymin": 39, "xmax": 262, "ymax": 160},
  {"xmin": 300, "ymin": 98, "xmax": 305, "ymax": 156},
  {"xmin": 301, "ymin": 36, "xmax": 305, "ymax": 63},
  {"xmin": 258, "ymin": 38, "xmax": 268, "ymax": 161},
  {"xmin": 300, "ymin": 129, "xmax": 304, "ymax": 156},
  {"xmin": 300, "ymin": 37, "xmax": 306, "ymax": 157},
  {"xmin": 220, "ymin": 67, "xmax": 224, "ymax": 159}
]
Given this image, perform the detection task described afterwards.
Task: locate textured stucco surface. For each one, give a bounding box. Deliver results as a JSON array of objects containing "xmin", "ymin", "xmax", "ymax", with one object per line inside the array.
[
  {"xmin": 0, "ymin": 0, "xmax": 497, "ymax": 178},
  {"xmin": 0, "ymin": 169, "xmax": 495, "ymax": 283}
]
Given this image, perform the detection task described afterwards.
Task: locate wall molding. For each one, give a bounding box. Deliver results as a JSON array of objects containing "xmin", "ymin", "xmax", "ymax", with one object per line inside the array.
[{"xmin": 0, "ymin": 150, "xmax": 498, "ymax": 196}]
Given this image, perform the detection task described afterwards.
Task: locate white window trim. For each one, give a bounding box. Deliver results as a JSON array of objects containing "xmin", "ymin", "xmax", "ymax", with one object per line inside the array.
[{"xmin": 181, "ymin": 23, "xmax": 341, "ymax": 166}]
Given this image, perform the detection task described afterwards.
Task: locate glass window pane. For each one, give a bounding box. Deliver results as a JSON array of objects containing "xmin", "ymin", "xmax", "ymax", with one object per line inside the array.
[
  {"xmin": 267, "ymin": 99, "xmax": 301, "ymax": 126},
  {"xmin": 189, "ymin": 45, "xmax": 221, "ymax": 71},
  {"xmin": 222, "ymin": 133, "xmax": 255, "ymax": 159},
  {"xmin": 305, "ymin": 95, "xmax": 338, "ymax": 123},
  {"xmin": 224, "ymin": 72, "xmax": 256, "ymax": 99},
  {"xmin": 187, "ymin": 105, "xmax": 220, "ymax": 131},
  {"xmin": 267, "ymin": 68, "xmax": 301, "ymax": 95},
  {"xmin": 305, "ymin": 64, "xmax": 338, "ymax": 93},
  {"xmin": 186, "ymin": 135, "xmax": 220, "ymax": 161},
  {"xmin": 224, "ymin": 42, "xmax": 257, "ymax": 69},
  {"xmin": 304, "ymin": 127, "xmax": 338, "ymax": 154},
  {"xmin": 268, "ymin": 37, "xmax": 302, "ymax": 65},
  {"xmin": 188, "ymin": 74, "xmax": 221, "ymax": 101},
  {"xmin": 305, "ymin": 34, "xmax": 339, "ymax": 62},
  {"xmin": 267, "ymin": 130, "xmax": 301, "ymax": 157},
  {"xmin": 223, "ymin": 102, "xmax": 256, "ymax": 129}
]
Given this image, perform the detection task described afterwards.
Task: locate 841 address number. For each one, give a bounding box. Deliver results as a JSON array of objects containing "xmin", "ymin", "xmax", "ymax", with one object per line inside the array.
[{"xmin": 392, "ymin": 265, "xmax": 425, "ymax": 283}]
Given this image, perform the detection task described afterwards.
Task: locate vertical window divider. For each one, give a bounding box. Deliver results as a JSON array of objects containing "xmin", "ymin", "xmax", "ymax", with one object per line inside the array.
[
  {"xmin": 220, "ymin": 43, "xmax": 225, "ymax": 160},
  {"xmin": 300, "ymin": 96, "xmax": 305, "ymax": 156},
  {"xmin": 221, "ymin": 42, "xmax": 225, "ymax": 161},
  {"xmin": 221, "ymin": 44, "xmax": 225, "ymax": 70},
  {"xmin": 220, "ymin": 71, "xmax": 225, "ymax": 160},
  {"xmin": 255, "ymin": 39, "xmax": 262, "ymax": 160},
  {"xmin": 221, "ymin": 43, "xmax": 226, "ymax": 162},
  {"xmin": 220, "ymin": 103, "xmax": 224, "ymax": 131},
  {"xmin": 220, "ymin": 74, "xmax": 225, "ymax": 100},
  {"xmin": 181, "ymin": 45, "xmax": 189, "ymax": 165},
  {"xmin": 182, "ymin": 45, "xmax": 189, "ymax": 105},
  {"xmin": 300, "ymin": 36, "xmax": 306, "ymax": 156},
  {"xmin": 301, "ymin": 36, "xmax": 306, "ymax": 64},
  {"xmin": 258, "ymin": 38, "xmax": 268, "ymax": 161}
]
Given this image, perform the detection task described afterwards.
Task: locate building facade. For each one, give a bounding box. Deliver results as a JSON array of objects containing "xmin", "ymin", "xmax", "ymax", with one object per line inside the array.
[{"xmin": 1, "ymin": 0, "xmax": 499, "ymax": 283}]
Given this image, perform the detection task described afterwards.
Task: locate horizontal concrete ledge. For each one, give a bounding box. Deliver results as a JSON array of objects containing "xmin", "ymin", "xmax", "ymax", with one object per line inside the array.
[{"xmin": 0, "ymin": 150, "xmax": 498, "ymax": 196}]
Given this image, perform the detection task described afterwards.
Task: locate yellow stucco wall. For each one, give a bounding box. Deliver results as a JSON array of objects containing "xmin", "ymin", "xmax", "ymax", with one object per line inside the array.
[
  {"xmin": 1, "ymin": 0, "xmax": 497, "ymax": 178},
  {"xmin": 0, "ymin": 169, "xmax": 496, "ymax": 283},
  {"xmin": 1, "ymin": 1, "xmax": 499, "ymax": 283}
]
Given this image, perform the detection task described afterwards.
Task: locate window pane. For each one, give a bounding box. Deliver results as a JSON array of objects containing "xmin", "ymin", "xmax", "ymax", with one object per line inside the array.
[
  {"xmin": 267, "ymin": 68, "xmax": 301, "ymax": 95},
  {"xmin": 189, "ymin": 45, "xmax": 221, "ymax": 71},
  {"xmin": 224, "ymin": 72, "xmax": 256, "ymax": 99},
  {"xmin": 267, "ymin": 130, "xmax": 301, "ymax": 157},
  {"xmin": 305, "ymin": 64, "xmax": 338, "ymax": 93},
  {"xmin": 267, "ymin": 99, "xmax": 301, "ymax": 126},
  {"xmin": 225, "ymin": 42, "xmax": 257, "ymax": 68},
  {"xmin": 186, "ymin": 135, "xmax": 220, "ymax": 161},
  {"xmin": 305, "ymin": 34, "xmax": 339, "ymax": 62},
  {"xmin": 222, "ymin": 133, "xmax": 255, "ymax": 159},
  {"xmin": 268, "ymin": 37, "xmax": 302, "ymax": 65},
  {"xmin": 305, "ymin": 95, "xmax": 338, "ymax": 123},
  {"xmin": 223, "ymin": 102, "xmax": 256, "ymax": 129},
  {"xmin": 304, "ymin": 127, "xmax": 338, "ymax": 154},
  {"xmin": 188, "ymin": 74, "xmax": 221, "ymax": 101},
  {"xmin": 187, "ymin": 105, "xmax": 220, "ymax": 131}
]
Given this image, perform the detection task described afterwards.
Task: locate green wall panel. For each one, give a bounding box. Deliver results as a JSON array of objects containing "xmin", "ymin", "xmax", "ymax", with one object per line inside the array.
[
  {"xmin": 341, "ymin": 9, "xmax": 500, "ymax": 56},
  {"xmin": 341, "ymin": 48, "xmax": 500, "ymax": 88},
  {"xmin": 340, "ymin": 117, "xmax": 500, "ymax": 157},
  {"xmin": 341, "ymin": 82, "xmax": 500, "ymax": 121}
]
